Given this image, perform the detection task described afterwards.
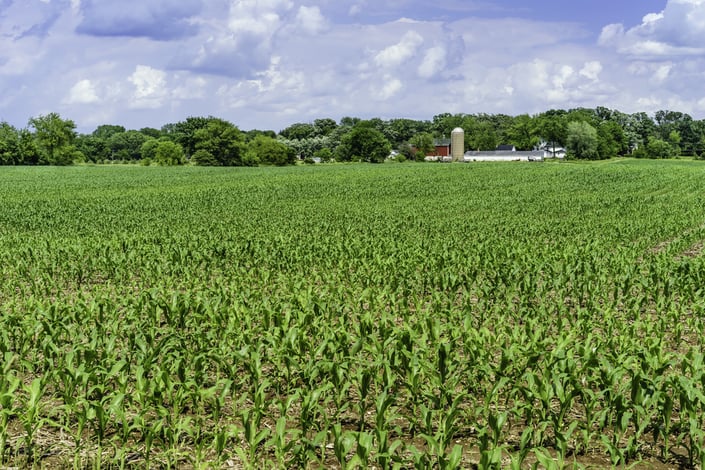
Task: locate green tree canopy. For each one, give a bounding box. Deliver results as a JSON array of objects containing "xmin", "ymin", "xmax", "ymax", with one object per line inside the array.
[
  {"xmin": 313, "ymin": 118, "xmax": 338, "ymax": 137},
  {"xmin": 154, "ymin": 140, "xmax": 185, "ymax": 165},
  {"xmin": 246, "ymin": 135, "xmax": 295, "ymax": 166},
  {"xmin": 0, "ymin": 122, "xmax": 20, "ymax": 165},
  {"xmin": 193, "ymin": 119, "xmax": 245, "ymax": 166},
  {"xmin": 279, "ymin": 122, "xmax": 316, "ymax": 140},
  {"xmin": 107, "ymin": 130, "xmax": 150, "ymax": 161},
  {"xmin": 409, "ymin": 132, "xmax": 435, "ymax": 158},
  {"xmin": 162, "ymin": 116, "xmax": 215, "ymax": 158},
  {"xmin": 566, "ymin": 121, "xmax": 599, "ymax": 160},
  {"xmin": 92, "ymin": 124, "xmax": 126, "ymax": 140},
  {"xmin": 645, "ymin": 137, "xmax": 676, "ymax": 159},
  {"xmin": 597, "ymin": 121, "xmax": 627, "ymax": 159},
  {"xmin": 28, "ymin": 112, "xmax": 77, "ymax": 165},
  {"xmin": 508, "ymin": 114, "xmax": 539, "ymax": 150},
  {"xmin": 336, "ymin": 122, "xmax": 391, "ymax": 163},
  {"xmin": 537, "ymin": 110, "xmax": 568, "ymax": 153},
  {"xmin": 76, "ymin": 134, "xmax": 110, "ymax": 162}
]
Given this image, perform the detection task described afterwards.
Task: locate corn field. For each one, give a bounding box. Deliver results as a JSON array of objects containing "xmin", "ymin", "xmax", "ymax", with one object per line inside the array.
[{"xmin": 1, "ymin": 160, "xmax": 705, "ymax": 469}]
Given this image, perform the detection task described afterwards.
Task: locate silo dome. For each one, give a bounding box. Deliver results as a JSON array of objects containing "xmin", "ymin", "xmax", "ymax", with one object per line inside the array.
[{"xmin": 451, "ymin": 127, "xmax": 465, "ymax": 162}]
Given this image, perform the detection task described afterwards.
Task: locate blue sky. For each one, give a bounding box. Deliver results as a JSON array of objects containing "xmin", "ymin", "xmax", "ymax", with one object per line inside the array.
[{"xmin": 1, "ymin": 0, "xmax": 703, "ymax": 133}]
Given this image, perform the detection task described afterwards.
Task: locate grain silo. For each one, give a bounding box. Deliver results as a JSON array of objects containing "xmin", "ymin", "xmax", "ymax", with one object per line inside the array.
[{"xmin": 451, "ymin": 127, "xmax": 464, "ymax": 162}]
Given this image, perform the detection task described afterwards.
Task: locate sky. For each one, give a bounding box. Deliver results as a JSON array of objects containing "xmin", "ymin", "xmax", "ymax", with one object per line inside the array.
[{"xmin": 1, "ymin": 0, "xmax": 704, "ymax": 133}]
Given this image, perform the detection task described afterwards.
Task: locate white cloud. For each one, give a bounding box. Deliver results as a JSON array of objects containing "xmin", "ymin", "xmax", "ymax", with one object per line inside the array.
[
  {"xmin": 172, "ymin": 0, "xmax": 294, "ymax": 78},
  {"xmin": 579, "ymin": 61, "xmax": 602, "ymax": 81},
  {"xmin": 653, "ymin": 63, "xmax": 673, "ymax": 82},
  {"xmin": 4, "ymin": 0, "xmax": 705, "ymax": 134},
  {"xmin": 418, "ymin": 46, "xmax": 447, "ymax": 79},
  {"xmin": 172, "ymin": 76, "xmax": 207, "ymax": 100},
  {"xmin": 294, "ymin": 6, "xmax": 327, "ymax": 35},
  {"xmin": 599, "ymin": 0, "xmax": 705, "ymax": 57},
  {"xmin": 373, "ymin": 76, "xmax": 403, "ymax": 100},
  {"xmin": 65, "ymin": 79, "xmax": 99, "ymax": 104},
  {"xmin": 374, "ymin": 31, "xmax": 424, "ymax": 68},
  {"xmin": 128, "ymin": 65, "xmax": 167, "ymax": 109},
  {"xmin": 227, "ymin": 0, "xmax": 293, "ymax": 35}
]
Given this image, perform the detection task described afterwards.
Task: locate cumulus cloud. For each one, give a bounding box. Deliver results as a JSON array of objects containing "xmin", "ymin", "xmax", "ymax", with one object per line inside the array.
[
  {"xmin": 293, "ymin": 5, "xmax": 327, "ymax": 35},
  {"xmin": 599, "ymin": 0, "xmax": 705, "ymax": 57},
  {"xmin": 171, "ymin": 0, "xmax": 293, "ymax": 78},
  {"xmin": 128, "ymin": 65, "xmax": 167, "ymax": 108},
  {"xmin": 65, "ymin": 79, "xmax": 99, "ymax": 104},
  {"xmin": 417, "ymin": 46, "xmax": 447, "ymax": 79},
  {"xmin": 76, "ymin": 0, "xmax": 203, "ymax": 40},
  {"xmin": 374, "ymin": 31, "xmax": 424, "ymax": 68},
  {"xmin": 372, "ymin": 75, "xmax": 403, "ymax": 101},
  {"xmin": 579, "ymin": 61, "xmax": 602, "ymax": 81}
]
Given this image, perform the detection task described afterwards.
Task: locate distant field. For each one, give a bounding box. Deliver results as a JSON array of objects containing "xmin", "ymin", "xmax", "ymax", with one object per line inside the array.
[{"xmin": 1, "ymin": 160, "xmax": 705, "ymax": 468}]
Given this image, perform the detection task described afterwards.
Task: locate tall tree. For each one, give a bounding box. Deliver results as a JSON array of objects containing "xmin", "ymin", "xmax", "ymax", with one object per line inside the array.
[
  {"xmin": 162, "ymin": 116, "xmax": 213, "ymax": 157},
  {"xmin": 154, "ymin": 140, "xmax": 185, "ymax": 165},
  {"xmin": 279, "ymin": 122, "xmax": 316, "ymax": 140},
  {"xmin": 566, "ymin": 121, "xmax": 599, "ymax": 160},
  {"xmin": 193, "ymin": 119, "xmax": 246, "ymax": 166},
  {"xmin": 75, "ymin": 134, "xmax": 110, "ymax": 162},
  {"xmin": 537, "ymin": 110, "xmax": 568, "ymax": 154},
  {"xmin": 313, "ymin": 118, "xmax": 338, "ymax": 137},
  {"xmin": 245, "ymin": 135, "xmax": 295, "ymax": 166},
  {"xmin": 508, "ymin": 114, "xmax": 539, "ymax": 150},
  {"xmin": 336, "ymin": 122, "xmax": 391, "ymax": 163},
  {"xmin": 0, "ymin": 122, "xmax": 20, "ymax": 165},
  {"xmin": 409, "ymin": 132, "xmax": 435, "ymax": 159},
  {"xmin": 107, "ymin": 130, "xmax": 150, "ymax": 160},
  {"xmin": 92, "ymin": 124, "xmax": 126, "ymax": 140},
  {"xmin": 28, "ymin": 112, "xmax": 77, "ymax": 165},
  {"xmin": 597, "ymin": 121, "xmax": 627, "ymax": 159},
  {"xmin": 18, "ymin": 129, "xmax": 40, "ymax": 165}
]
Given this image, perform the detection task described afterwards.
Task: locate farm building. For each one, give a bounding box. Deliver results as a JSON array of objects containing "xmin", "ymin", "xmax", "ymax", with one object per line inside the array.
[
  {"xmin": 424, "ymin": 127, "xmax": 465, "ymax": 162},
  {"xmin": 463, "ymin": 144, "xmax": 544, "ymax": 162},
  {"xmin": 538, "ymin": 141, "xmax": 567, "ymax": 159}
]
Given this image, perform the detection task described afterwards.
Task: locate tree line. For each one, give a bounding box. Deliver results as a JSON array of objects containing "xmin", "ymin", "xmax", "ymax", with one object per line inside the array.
[{"xmin": 2, "ymin": 107, "xmax": 705, "ymax": 166}]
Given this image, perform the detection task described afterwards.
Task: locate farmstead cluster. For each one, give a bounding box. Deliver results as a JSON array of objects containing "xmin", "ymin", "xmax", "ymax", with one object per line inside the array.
[{"xmin": 2, "ymin": 107, "xmax": 705, "ymax": 166}]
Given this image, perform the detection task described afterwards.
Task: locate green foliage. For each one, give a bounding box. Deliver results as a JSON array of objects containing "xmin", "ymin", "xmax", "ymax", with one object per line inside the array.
[
  {"xmin": 537, "ymin": 109, "xmax": 568, "ymax": 150},
  {"xmin": 336, "ymin": 122, "xmax": 391, "ymax": 163},
  {"xmin": 313, "ymin": 147, "xmax": 333, "ymax": 163},
  {"xmin": 566, "ymin": 120, "xmax": 599, "ymax": 159},
  {"xmin": 508, "ymin": 114, "xmax": 539, "ymax": 150},
  {"xmin": 246, "ymin": 136, "xmax": 296, "ymax": 166},
  {"xmin": 107, "ymin": 130, "xmax": 150, "ymax": 161},
  {"xmin": 646, "ymin": 137, "xmax": 677, "ymax": 159},
  {"xmin": 597, "ymin": 120, "xmax": 627, "ymax": 158},
  {"xmin": 28, "ymin": 112, "xmax": 77, "ymax": 165},
  {"xmin": 162, "ymin": 116, "xmax": 214, "ymax": 157},
  {"xmin": 139, "ymin": 137, "xmax": 159, "ymax": 161},
  {"xmin": 193, "ymin": 118, "xmax": 246, "ymax": 166},
  {"xmin": 0, "ymin": 122, "xmax": 20, "ymax": 165},
  {"xmin": 92, "ymin": 124, "xmax": 126, "ymax": 140},
  {"xmin": 153, "ymin": 140, "xmax": 185, "ymax": 165},
  {"xmin": 409, "ymin": 132, "xmax": 435, "ymax": 156},
  {"xmin": 279, "ymin": 122, "xmax": 316, "ymax": 140},
  {"xmin": 190, "ymin": 149, "xmax": 218, "ymax": 166},
  {"xmin": 76, "ymin": 134, "xmax": 110, "ymax": 163}
]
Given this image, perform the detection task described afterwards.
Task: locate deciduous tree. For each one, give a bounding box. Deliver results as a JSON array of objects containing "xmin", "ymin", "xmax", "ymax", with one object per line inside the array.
[
  {"xmin": 28, "ymin": 112, "xmax": 77, "ymax": 165},
  {"xmin": 336, "ymin": 122, "xmax": 391, "ymax": 163},
  {"xmin": 566, "ymin": 121, "xmax": 599, "ymax": 160}
]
